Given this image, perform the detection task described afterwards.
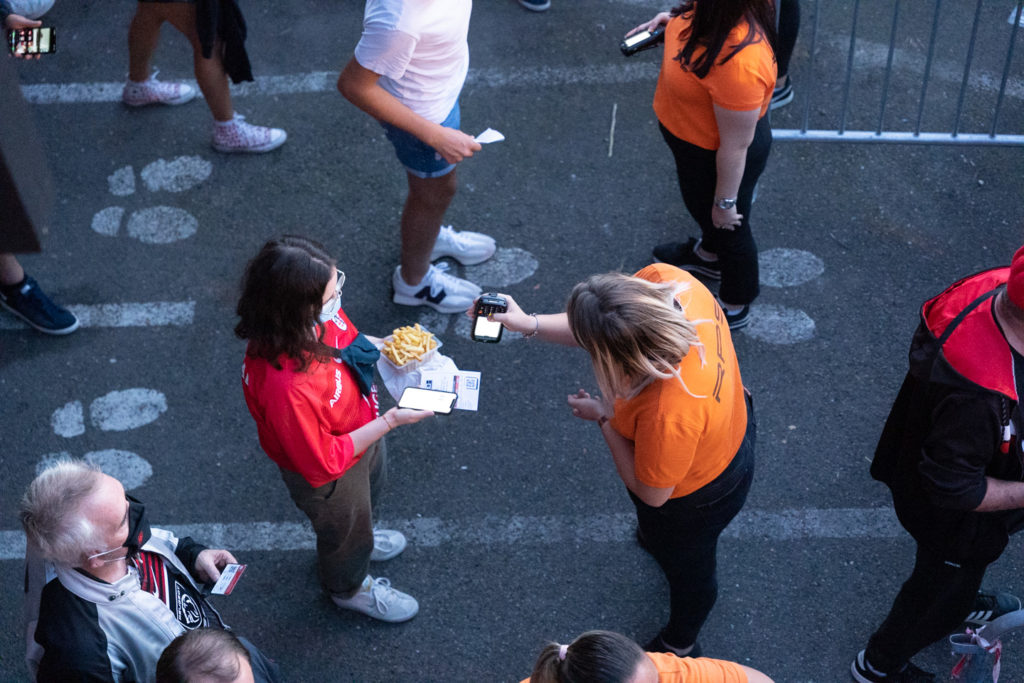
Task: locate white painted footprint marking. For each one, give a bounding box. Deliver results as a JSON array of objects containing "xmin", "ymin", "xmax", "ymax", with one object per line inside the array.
[
  {"xmin": 92, "ymin": 156, "xmax": 212, "ymax": 244},
  {"xmin": 43, "ymin": 388, "xmax": 166, "ymax": 490}
]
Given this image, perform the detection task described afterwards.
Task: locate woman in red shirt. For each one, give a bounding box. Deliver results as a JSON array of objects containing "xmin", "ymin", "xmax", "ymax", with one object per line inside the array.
[
  {"xmin": 235, "ymin": 236, "xmax": 431, "ymax": 623},
  {"xmin": 630, "ymin": 0, "xmax": 777, "ymax": 330}
]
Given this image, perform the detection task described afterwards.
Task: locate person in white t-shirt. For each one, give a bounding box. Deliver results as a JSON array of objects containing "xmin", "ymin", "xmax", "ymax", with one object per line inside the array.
[{"xmin": 338, "ymin": 0, "xmax": 498, "ymax": 314}]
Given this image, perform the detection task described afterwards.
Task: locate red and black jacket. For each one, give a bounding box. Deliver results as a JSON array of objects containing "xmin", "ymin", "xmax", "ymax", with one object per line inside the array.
[{"xmin": 871, "ymin": 265, "xmax": 1023, "ymax": 564}]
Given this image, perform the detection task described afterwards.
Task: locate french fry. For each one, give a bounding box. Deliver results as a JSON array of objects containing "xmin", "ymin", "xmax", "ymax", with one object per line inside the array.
[{"xmin": 382, "ymin": 324, "xmax": 438, "ymax": 366}]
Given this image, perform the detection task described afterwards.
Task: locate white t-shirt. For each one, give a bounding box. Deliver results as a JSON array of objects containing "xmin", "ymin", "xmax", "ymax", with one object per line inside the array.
[{"xmin": 354, "ymin": 0, "xmax": 472, "ymax": 124}]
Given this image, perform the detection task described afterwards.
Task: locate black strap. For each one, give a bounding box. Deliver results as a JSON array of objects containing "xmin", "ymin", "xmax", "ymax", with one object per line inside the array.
[{"xmin": 935, "ymin": 285, "xmax": 1003, "ymax": 347}]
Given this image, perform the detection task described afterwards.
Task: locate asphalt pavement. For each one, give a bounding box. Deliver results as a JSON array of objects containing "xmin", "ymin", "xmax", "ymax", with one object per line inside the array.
[{"xmin": 1, "ymin": 0, "xmax": 1023, "ymax": 681}]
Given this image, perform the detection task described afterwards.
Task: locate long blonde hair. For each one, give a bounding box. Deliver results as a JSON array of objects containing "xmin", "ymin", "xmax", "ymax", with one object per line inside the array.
[{"xmin": 567, "ymin": 272, "xmax": 708, "ymax": 400}]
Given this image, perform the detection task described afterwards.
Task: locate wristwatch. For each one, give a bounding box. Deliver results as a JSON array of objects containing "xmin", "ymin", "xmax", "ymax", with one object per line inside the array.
[{"xmin": 715, "ymin": 197, "xmax": 737, "ymax": 210}]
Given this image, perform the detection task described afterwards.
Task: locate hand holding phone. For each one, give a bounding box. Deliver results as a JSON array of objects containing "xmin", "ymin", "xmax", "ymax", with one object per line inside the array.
[
  {"xmin": 398, "ymin": 387, "xmax": 457, "ymax": 414},
  {"xmin": 8, "ymin": 26, "xmax": 55, "ymax": 56},
  {"xmin": 620, "ymin": 25, "xmax": 664, "ymax": 56},
  {"xmin": 472, "ymin": 293, "xmax": 508, "ymax": 343}
]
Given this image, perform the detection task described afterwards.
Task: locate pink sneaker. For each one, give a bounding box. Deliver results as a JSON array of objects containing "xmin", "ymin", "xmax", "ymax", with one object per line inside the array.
[
  {"xmin": 122, "ymin": 71, "xmax": 196, "ymax": 107},
  {"xmin": 211, "ymin": 114, "xmax": 288, "ymax": 153}
]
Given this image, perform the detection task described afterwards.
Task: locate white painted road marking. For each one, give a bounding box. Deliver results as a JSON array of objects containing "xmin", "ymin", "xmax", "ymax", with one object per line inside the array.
[
  {"xmin": 0, "ymin": 301, "xmax": 196, "ymax": 329},
  {"xmin": 37, "ymin": 450, "xmax": 153, "ymax": 491},
  {"xmin": 87, "ymin": 388, "xmax": 168, "ymax": 432},
  {"xmin": 744, "ymin": 305, "xmax": 817, "ymax": 344},
  {"xmin": 0, "ymin": 507, "xmax": 903, "ymax": 560},
  {"xmin": 20, "ymin": 48, "xmax": 1024, "ymax": 105},
  {"xmin": 759, "ymin": 248, "xmax": 825, "ymax": 288}
]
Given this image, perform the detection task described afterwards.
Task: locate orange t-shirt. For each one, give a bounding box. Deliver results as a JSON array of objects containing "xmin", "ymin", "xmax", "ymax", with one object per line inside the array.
[
  {"xmin": 652, "ymin": 11, "xmax": 776, "ymax": 150},
  {"xmin": 609, "ymin": 264, "xmax": 747, "ymax": 499},
  {"xmin": 518, "ymin": 652, "xmax": 748, "ymax": 683}
]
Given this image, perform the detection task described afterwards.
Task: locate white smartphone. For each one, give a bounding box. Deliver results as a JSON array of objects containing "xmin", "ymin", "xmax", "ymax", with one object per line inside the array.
[{"xmin": 398, "ymin": 387, "xmax": 457, "ymax": 414}]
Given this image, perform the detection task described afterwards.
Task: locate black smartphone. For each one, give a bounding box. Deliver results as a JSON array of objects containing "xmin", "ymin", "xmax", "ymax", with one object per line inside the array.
[
  {"xmin": 472, "ymin": 293, "xmax": 507, "ymax": 343},
  {"xmin": 398, "ymin": 387, "xmax": 457, "ymax": 414},
  {"xmin": 620, "ymin": 25, "xmax": 664, "ymax": 56},
  {"xmin": 8, "ymin": 27, "xmax": 56, "ymax": 55}
]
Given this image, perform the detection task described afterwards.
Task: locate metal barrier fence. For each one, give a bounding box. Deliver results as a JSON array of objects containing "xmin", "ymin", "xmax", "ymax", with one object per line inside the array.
[{"xmin": 772, "ymin": 0, "xmax": 1024, "ymax": 145}]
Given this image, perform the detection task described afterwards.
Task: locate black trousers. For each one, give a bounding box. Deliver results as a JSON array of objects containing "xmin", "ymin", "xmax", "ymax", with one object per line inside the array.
[
  {"xmin": 658, "ymin": 116, "xmax": 772, "ymax": 306},
  {"xmin": 630, "ymin": 395, "xmax": 756, "ymax": 647}
]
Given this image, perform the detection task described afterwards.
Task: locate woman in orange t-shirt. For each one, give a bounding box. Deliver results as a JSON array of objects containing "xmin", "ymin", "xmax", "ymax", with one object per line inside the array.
[
  {"xmin": 628, "ymin": 1, "xmax": 776, "ymax": 331},
  {"xmin": 522, "ymin": 630, "xmax": 773, "ymax": 683},
  {"xmin": 488, "ymin": 263, "xmax": 755, "ymax": 657}
]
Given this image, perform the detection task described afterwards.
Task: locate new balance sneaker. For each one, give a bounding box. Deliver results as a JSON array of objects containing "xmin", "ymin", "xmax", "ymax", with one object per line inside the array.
[
  {"xmin": 850, "ymin": 650, "xmax": 935, "ymax": 682},
  {"xmin": 652, "ymin": 237, "xmax": 722, "ymax": 279},
  {"xmin": 770, "ymin": 81, "xmax": 794, "ymax": 110},
  {"xmin": 370, "ymin": 529, "xmax": 407, "ymax": 562},
  {"xmin": 212, "ymin": 114, "xmax": 287, "ymax": 154},
  {"xmin": 723, "ymin": 304, "xmax": 750, "ymax": 331},
  {"xmin": 429, "ymin": 225, "xmax": 496, "ymax": 266},
  {"xmin": 331, "ymin": 575, "xmax": 419, "ymax": 623},
  {"xmin": 122, "ymin": 71, "xmax": 197, "ymax": 107},
  {"xmin": 518, "ymin": 0, "xmax": 551, "ymax": 11},
  {"xmin": 0, "ymin": 275, "xmax": 79, "ymax": 335},
  {"xmin": 964, "ymin": 589, "xmax": 1023, "ymax": 626},
  {"xmin": 392, "ymin": 263, "xmax": 481, "ymax": 314}
]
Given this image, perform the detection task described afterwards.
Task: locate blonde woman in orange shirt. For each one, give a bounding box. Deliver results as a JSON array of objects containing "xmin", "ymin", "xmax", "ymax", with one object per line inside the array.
[
  {"xmin": 486, "ymin": 263, "xmax": 755, "ymax": 658},
  {"xmin": 630, "ymin": 1, "xmax": 777, "ymax": 331}
]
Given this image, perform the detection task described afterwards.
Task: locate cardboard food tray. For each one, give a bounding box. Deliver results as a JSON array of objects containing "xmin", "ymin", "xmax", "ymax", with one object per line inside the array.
[{"xmin": 379, "ymin": 336, "xmax": 443, "ymax": 375}]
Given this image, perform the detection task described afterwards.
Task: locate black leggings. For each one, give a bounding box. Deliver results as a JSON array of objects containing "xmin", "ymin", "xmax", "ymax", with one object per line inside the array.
[
  {"xmin": 659, "ymin": 116, "xmax": 772, "ymax": 306},
  {"xmin": 776, "ymin": 0, "xmax": 801, "ymax": 79}
]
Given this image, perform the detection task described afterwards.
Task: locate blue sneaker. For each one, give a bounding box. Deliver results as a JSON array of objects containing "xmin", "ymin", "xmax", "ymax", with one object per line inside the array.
[{"xmin": 0, "ymin": 275, "xmax": 79, "ymax": 335}]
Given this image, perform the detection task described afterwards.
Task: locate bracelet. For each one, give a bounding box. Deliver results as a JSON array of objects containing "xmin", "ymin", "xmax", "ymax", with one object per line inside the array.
[
  {"xmin": 597, "ymin": 415, "xmax": 609, "ymax": 428},
  {"xmin": 523, "ymin": 313, "xmax": 540, "ymax": 339},
  {"xmin": 381, "ymin": 414, "xmax": 395, "ymax": 431}
]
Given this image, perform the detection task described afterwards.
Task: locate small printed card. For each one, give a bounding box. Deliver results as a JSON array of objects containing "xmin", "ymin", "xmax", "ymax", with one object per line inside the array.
[
  {"xmin": 419, "ymin": 371, "xmax": 481, "ymax": 411},
  {"xmin": 211, "ymin": 563, "xmax": 246, "ymax": 595},
  {"xmin": 474, "ymin": 128, "xmax": 505, "ymax": 144}
]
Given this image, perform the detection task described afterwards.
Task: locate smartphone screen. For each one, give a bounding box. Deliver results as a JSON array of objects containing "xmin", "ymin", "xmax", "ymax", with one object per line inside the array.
[
  {"xmin": 398, "ymin": 387, "xmax": 457, "ymax": 414},
  {"xmin": 472, "ymin": 314, "xmax": 503, "ymax": 343},
  {"xmin": 8, "ymin": 27, "xmax": 55, "ymax": 55},
  {"xmin": 623, "ymin": 30, "xmax": 652, "ymax": 48}
]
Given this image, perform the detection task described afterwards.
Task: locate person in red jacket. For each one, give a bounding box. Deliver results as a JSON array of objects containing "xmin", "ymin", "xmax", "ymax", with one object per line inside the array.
[
  {"xmin": 852, "ymin": 246, "xmax": 1024, "ymax": 682},
  {"xmin": 235, "ymin": 236, "xmax": 431, "ymax": 623}
]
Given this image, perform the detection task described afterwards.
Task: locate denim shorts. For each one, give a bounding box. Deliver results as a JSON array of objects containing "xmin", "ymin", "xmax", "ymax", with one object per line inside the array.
[{"xmin": 381, "ymin": 101, "xmax": 459, "ymax": 179}]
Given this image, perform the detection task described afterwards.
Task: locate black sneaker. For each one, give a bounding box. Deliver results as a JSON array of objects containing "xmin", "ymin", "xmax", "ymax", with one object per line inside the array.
[
  {"xmin": 0, "ymin": 275, "xmax": 79, "ymax": 335},
  {"xmin": 643, "ymin": 634, "xmax": 701, "ymax": 658},
  {"xmin": 770, "ymin": 81, "xmax": 794, "ymax": 110},
  {"xmin": 652, "ymin": 237, "xmax": 721, "ymax": 279},
  {"xmin": 964, "ymin": 589, "xmax": 1023, "ymax": 626},
  {"xmin": 850, "ymin": 650, "xmax": 935, "ymax": 682},
  {"xmin": 724, "ymin": 305, "xmax": 750, "ymax": 330}
]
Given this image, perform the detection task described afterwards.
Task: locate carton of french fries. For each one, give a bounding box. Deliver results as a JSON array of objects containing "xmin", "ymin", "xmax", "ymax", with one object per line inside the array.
[{"xmin": 381, "ymin": 324, "xmax": 440, "ymax": 369}]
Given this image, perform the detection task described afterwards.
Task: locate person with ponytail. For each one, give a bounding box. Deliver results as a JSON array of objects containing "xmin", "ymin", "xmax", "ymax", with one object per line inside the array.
[
  {"xmin": 523, "ymin": 630, "xmax": 773, "ymax": 683},
  {"xmin": 630, "ymin": 0, "xmax": 777, "ymax": 331},
  {"xmin": 485, "ymin": 262, "xmax": 755, "ymax": 656}
]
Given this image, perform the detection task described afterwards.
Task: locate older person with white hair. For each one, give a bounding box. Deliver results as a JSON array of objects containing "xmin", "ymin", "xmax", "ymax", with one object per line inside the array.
[{"xmin": 20, "ymin": 459, "xmax": 277, "ymax": 682}]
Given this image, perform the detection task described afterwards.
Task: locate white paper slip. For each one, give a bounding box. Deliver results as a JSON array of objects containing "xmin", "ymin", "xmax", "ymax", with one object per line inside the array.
[
  {"xmin": 474, "ymin": 128, "xmax": 505, "ymax": 144},
  {"xmin": 211, "ymin": 563, "xmax": 246, "ymax": 595},
  {"xmin": 419, "ymin": 371, "xmax": 481, "ymax": 411}
]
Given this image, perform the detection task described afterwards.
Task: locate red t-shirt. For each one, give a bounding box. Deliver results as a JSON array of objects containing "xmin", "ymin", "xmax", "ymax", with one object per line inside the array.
[{"xmin": 241, "ymin": 308, "xmax": 380, "ymax": 488}]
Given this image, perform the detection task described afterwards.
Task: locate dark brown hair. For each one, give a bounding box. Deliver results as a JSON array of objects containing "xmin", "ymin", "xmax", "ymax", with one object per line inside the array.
[
  {"xmin": 235, "ymin": 235, "xmax": 335, "ymax": 371},
  {"xmin": 671, "ymin": 0, "xmax": 777, "ymax": 79},
  {"xmin": 529, "ymin": 631, "xmax": 647, "ymax": 683}
]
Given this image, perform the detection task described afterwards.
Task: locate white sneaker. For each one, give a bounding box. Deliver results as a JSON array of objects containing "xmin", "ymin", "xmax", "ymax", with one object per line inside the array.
[
  {"xmin": 122, "ymin": 70, "xmax": 196, "ymax": 107},
  {"xmin": 331, "ymin": 576, "xmax": 419, "ymax": 623},
  {"xmin": 370, "ymin": 529, "xmax": 407, "ymax": 562},
  {"xmin": 429, "ymin": 225, "xmax": 496, "ymax": 265},
  {"xmin": 392, "ymin": 263, "xmax": 481, "ymax": 314},
  {"xmin": 212, "ymin": 114, "xmax": 287, "ymax": 153}
]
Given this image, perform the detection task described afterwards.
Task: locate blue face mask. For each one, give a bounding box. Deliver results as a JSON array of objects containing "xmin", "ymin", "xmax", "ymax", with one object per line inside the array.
[{"xmin": 319, "ymin": 294, "xmax": 341, "ymax": 324}]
